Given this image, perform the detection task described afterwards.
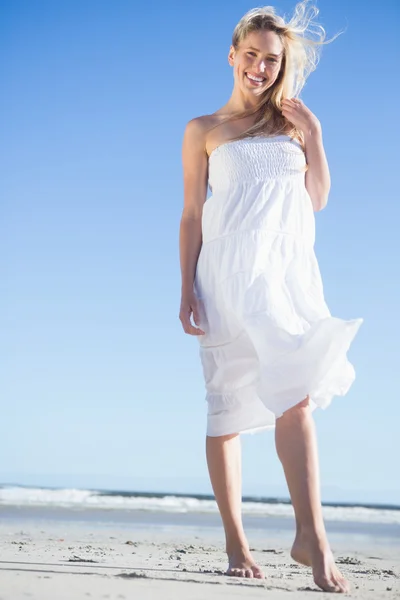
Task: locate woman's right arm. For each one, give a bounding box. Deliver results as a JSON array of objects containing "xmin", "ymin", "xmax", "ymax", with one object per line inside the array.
[{"xmin": 179, "ymin": 118, "xmax": 209, "ymax": 336}]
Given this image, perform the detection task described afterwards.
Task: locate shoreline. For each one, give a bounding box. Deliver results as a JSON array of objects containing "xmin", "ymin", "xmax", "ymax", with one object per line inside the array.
[{"xmin": 2, "ymin": 505, "xmax": 400, "ymax": 544}]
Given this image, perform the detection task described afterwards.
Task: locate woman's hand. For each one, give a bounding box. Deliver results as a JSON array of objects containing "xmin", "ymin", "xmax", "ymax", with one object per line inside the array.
[
  {"xmin": 179, "ymin": 289, "xmax": 205, "ymax": 336},
  {"xmin": 281, "ymin": 98, "xmax": 321, "ymax": 137}
]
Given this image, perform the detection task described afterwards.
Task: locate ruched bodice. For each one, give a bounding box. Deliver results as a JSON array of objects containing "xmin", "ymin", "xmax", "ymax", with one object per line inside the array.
[{"xmin": 208, "ymin": 135, "xmax": 306, "ymax": 188}]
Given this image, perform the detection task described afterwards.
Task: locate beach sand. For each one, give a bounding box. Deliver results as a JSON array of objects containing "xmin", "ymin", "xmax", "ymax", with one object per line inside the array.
[{"xmin": 1, "ymin": 520, "xmax": 399, "ymax": 599}]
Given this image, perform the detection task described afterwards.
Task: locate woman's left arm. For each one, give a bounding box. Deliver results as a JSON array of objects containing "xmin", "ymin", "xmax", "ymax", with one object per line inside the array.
[{"xmin": 281, "ymin": 98, "xmax": 330, "ymax": 212}]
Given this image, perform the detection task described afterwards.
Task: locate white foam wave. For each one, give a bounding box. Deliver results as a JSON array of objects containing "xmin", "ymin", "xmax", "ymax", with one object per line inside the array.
[{"xmin": 1, "ymin": 486, "xmax": 399, "ymax": 525}]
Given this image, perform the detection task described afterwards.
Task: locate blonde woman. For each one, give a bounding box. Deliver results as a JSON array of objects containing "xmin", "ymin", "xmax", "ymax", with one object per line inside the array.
[{"xmin": 179, "ymin": 1, "xmax": 362, "ymax": 593}]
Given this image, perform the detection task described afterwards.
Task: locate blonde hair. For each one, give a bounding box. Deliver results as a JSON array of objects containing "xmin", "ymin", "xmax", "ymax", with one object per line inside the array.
[{"xmin": 221, "ymin": 0, "xmax": 342, "ymax": 146}]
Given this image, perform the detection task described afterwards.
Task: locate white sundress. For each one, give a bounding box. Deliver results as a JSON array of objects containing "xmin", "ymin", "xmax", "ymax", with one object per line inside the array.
[{"xmin": 194, "ymin": 134, "xmax": 363, "ymax": 437}]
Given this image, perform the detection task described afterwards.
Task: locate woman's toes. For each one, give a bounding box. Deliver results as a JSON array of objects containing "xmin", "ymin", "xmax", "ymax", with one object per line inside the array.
[
  {"xmin": 331, "ymin": 569, "xmax": 350, "ymax": 593},
  {"xmin": 339, "ymin": 575, "xmax": 350, "ymax": 592},
  {"xmin": 316, "ymin": 575, "xmax": 341, "ymax": 593},
  {"xmin": 337, "ymin": 576, "xmax": 350, "ymax": 593},
  {"xmin": 330, "ymin": 580, "xmax": 342, "ymax": 593},
  {"xmin": 226, "ymin": 547, "xmax": 264, "ymax": 580},
  {"xmin": 251, "ymin": 566, "xmax": 265, "ymax": 579},
  {"xmin": 227, "ymin": 567, "xmax": 243, "ymax": 577}
]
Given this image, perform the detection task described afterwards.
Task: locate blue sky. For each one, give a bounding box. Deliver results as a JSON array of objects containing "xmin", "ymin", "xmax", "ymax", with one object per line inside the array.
[{"xmin": 1, "ymin": 0, "xmax": 399, "ymax": 504}]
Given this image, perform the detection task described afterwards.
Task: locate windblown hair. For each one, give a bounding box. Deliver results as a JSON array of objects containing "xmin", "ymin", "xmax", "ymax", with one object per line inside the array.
[{"xmin": 221, "ymin": 0, "xmax": 342, "ymax": 146}]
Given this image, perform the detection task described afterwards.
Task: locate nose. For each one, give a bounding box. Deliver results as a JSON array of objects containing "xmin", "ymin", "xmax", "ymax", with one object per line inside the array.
[
  {"xmin": 257, "ymin": 60, "xmax": 267, "ymax": 73},
  {"xmin": 252, "ymin": 58, "xmax": 267, "ymax": 74}
]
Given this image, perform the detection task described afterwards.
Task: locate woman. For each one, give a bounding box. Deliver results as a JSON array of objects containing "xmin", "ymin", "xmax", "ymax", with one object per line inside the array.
[{"xmin": 179, "ymin": 1, "xmax": 362, "ymax": 593}]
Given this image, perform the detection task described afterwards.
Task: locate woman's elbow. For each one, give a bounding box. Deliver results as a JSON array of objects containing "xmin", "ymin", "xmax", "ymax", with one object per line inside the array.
[
  {"xmin": 312, "ymin": 195, "xmax": 328, "ymax": 212},
  {"xmin": 308, "ymin": 186, "xmax": 330, "ymax": 212}
]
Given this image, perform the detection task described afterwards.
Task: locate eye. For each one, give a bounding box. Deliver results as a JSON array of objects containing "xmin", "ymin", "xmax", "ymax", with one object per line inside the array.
[
  {"xmin": 247, "ymin": 52, "xmax": 257, "ymax": 57},
  {"xmin": 268, "ymin": 58, "xmax": 278, "ymax": 63}
]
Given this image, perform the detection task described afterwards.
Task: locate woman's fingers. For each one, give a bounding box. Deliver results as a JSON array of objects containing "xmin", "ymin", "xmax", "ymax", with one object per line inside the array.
[
  {"xmin": 179, "ymin": 305, "xmax": 205, "ymax": 336},
  {"xmin": 186, "ymin": 319, "xmax": 205, "ymax": 335},
  {"xmin": 282, "ymin": 98, "xmax": 301, "ymax": 110},
  {"xmin": 281, "ymin": 103, "xmax": 293, "ymax": 114},
  {"xmin": 191, "ymin": 298, "xmax": 205, "ymax": 334},
  {"xmin": 190, "ymin": 300, "xmax": 205, "ymax": 334},
  {"xmin": 191, "ymin": 298, "xmax": 202, "ymax": 326}
]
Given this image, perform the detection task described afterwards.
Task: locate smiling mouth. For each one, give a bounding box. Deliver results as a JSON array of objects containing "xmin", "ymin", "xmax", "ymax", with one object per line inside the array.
[{"xmin": 245, "ymin": 72, "xmax": 267, "ymax": 86}]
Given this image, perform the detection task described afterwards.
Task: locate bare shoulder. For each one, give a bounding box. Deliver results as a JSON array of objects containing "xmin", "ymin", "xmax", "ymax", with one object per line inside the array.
[{"xmin": 182, "ymin": 115, "xmax": 216, "ymax": 151}]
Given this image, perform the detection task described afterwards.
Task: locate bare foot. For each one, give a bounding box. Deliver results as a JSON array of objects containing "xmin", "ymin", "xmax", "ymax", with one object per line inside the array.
[
  {"xmin": 226, "ymin": 545, "xmax": 265, "ymax": 579},
  {"xmin": 291, "ymin": 531, "xmax": 350, "ymax": 593}
]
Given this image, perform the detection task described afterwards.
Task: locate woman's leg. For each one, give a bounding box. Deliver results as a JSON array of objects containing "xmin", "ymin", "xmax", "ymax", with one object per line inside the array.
[
  {"xmin": 275, "ymin": 397, "xmax": 350, "ymax": 593},
  {"xmin": 206, "ymin": 433, "xmax": 264, "ymax": 578}
]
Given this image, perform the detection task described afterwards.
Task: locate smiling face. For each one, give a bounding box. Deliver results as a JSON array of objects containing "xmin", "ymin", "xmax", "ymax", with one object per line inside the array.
[{"xmin": 228, "ymin": 29, "xmax": 284, "ymax": 98}]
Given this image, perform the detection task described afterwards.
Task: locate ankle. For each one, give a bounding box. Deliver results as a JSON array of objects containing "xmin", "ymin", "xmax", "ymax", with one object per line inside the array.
[
  {"xmin": 297, "ymin": 524, "xmax": 327, "ymax": 544},
  {"xmin": 225, "ymin": 536, "xmax": 250, "ymax": 556}
]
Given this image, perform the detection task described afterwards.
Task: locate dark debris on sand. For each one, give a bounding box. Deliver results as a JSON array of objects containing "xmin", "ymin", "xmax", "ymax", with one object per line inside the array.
[
  {"xmin": 117, "ymin": 571, "xmax": 148, "ymax": 579},
  {"xmin": 67, "ymin": 555, "xmax": 98, "ymax": 563},
  {"xmin": 337, "ymin": 556, "xmax": 362, "ymax": 565}
]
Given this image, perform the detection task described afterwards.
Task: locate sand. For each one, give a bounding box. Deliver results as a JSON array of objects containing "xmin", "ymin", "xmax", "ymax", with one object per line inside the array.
[{"xmin": 0, "ymin": 520, "xmax": 399, "ymax": 599}]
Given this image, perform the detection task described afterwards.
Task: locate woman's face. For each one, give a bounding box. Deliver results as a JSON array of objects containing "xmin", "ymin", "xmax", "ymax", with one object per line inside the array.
[{"xmin": 228, "ymin": 30, "xmax": 284, "ymax": 98}]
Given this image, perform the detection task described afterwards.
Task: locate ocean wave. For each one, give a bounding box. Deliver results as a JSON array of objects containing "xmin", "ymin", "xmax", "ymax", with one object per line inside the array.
[{"xmin": 1, "ymin": 486, "xmax": 399, "ymax": 525}]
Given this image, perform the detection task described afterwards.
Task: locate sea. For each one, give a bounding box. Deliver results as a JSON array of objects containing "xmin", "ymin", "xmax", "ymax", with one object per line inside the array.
[{"xmin": 1, "ymin": 484, "xmax": 399, "ymax": 545}]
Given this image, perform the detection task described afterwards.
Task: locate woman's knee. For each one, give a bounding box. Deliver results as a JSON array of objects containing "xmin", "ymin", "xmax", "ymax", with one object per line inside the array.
[
  {"xmin": 206, "ymin": 432, "xmax": 239, "ymax": 443},
  {"xmin": 278, "ymin": 396, "xmax": 310, "ymax": 421}
]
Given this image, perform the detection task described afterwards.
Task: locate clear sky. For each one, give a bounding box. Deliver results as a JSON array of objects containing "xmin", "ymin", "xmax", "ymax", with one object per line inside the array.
[{"xmin": 1, "ymin": 0, "xmax": 399, "ymax": 505}]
